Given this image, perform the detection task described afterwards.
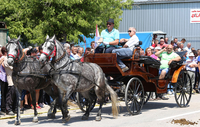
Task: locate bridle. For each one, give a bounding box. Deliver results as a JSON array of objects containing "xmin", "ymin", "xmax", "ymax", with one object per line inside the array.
[
  {"xmin": 41, "ymin": 40, "xmax": 66, "ymax": 64},
  {"xmin": 7, "ymin": 42, "xmax": 25, "ymax": 63},
  {"xmin": 41, "ymin": 44, "xmax": 57, "ymax": 61}
]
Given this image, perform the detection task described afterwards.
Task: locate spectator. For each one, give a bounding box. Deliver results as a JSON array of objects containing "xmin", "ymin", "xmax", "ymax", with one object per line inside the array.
[
  {"xmin": 191, "ymin": 47, "xmax": 195, "ymax": 51},
  {"xmin": 195, "ymin": 49, "xmax": 200, "ymax": 93},
  {"xmin": 85, "ymin": 48, "xmax": 91, "ymax": 55},
  {"xmin": 184, "ymin": 43, "xmax": 192, "ymax": 55},
  {"xmin": 152, "ymin": 39, "xmax": 158, "ymax": 48},
  {"xmin": 156, "ymin": 38, "xmax": 168, "ymax": 49},
  {"xmin": 64, "ymin": 43, "xmax": 70, "ymax": 50},
  {"xmin": 96, "ymin": 18, "xmax": 119, "ymax": 53},
  {"xmin": 152, "ymin": 34, "xmax": 158, "ymax": 45},
  {"xmin": 173, "ymin": 38, "xmax": 178, "ymax": 47},
  {"xmin": 164, "ymin": 37, "xmax": 169, "ymax": 44},
  {"xmin": 70, "ymin": 46, "xmax": 79, "ymax": 60},
  {"xmin": 77, "ymin": 47, "xmax": 84, "ymax": 59},
  {"xmin": 0, "ymin": 47, "xmax": 8, "ymax": 115},
  {"xmin": 90, "ymin": 41, "xmax": 95, "ymax": 53},
  {"xmin": 180, "ymin": 38, "xmax": 186, "ymax": 44},
  {"xmin": 112, "ymin": 27, "xmax": 139, "ymax": 72},
  {"xmin": 185, "ymin": 52, "xmax": 198, "ymax": 92},
  {"xmin": 170, "ymin": 40, "xmax": 175, "ymax": 47},
  {"xmin": 4, "ymin": 55, "xmax": 16, "ymax": 115},
  {"xmin": 174, "ymin": 46, "xmax": 179, "ymax": 52},
  {"xmin": 178, "ymin": 43, "xmax": 184, "ymax": 52}
]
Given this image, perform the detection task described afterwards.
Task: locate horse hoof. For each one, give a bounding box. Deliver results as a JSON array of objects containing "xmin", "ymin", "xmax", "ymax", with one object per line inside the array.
[
  {"xmin": 62, "ymin": 115, "xmax": 71, "ymax": 123},
  {"xmin": 96, "ymin": 116, "xmax": 102, "ymax": 121},
  {"xmin": 48, "ymin": 113, "xmax": 56, "ymax": 119},
  {"xmin": 32, "ymin": 117, "xmax": 38, "ymax": 123},
  {"xmin": 15, "ymin": 120, "xmax": 21, "ymax": 125},
  {"xmin": 82, "ymin": 115, "xmax": 89, "ymax": 120}
]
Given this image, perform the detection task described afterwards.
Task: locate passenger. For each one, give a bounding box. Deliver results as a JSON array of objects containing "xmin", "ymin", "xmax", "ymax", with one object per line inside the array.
[
  {"xmin": 140, "ymin": 48, "xmax": 145, "ymax": 56},
  {"xmin": 96, "ymin": 18, "xmax": 119, "ymax": 53},
  {"xmin": 112, "ymin": 27, "xmax": 139, "ymax": 72},
  {"xmin": 155, "ymin": 45, "xmax": 181, "ymax": 79},
  {"xmin": 145, "ymin": 47, "xmax": 160, "ymax": 61}
]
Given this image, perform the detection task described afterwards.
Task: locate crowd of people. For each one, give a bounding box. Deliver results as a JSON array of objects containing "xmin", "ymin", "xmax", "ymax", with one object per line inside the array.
[{"xmin": 1, "ymin": 18, "xmax": 200, "ymax": 116}]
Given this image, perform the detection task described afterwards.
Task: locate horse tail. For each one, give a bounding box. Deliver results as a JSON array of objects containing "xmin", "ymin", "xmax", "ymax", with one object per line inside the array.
[{"xmin": 105, "ymin": 78, "xmax": 119, "ymax": 118}]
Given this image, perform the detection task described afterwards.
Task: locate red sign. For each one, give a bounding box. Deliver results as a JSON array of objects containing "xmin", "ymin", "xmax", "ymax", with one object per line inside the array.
[{"xmin": 190, "ymin": 9, "xmax": 200, "ymax": 23}]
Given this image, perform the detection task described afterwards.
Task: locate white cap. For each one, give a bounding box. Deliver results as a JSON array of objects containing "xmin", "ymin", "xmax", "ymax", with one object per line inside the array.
[
  {"xmin": 150, "ymin": 46, "xmax": 154, "ymax": 49},
  {"xmin": 188, "ymin": 52, "xmax": 195, "ymax": 57},
  {"xmin": 28, "ymin": 46, "xmax": 33, "ymax": 50},
  {"xmin": 155, "ymin": 47, "xmax": 161, "ymax": 50}
]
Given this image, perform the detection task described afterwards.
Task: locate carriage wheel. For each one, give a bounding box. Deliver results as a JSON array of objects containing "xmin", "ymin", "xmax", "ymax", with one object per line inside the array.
[
  {"xmin": 174, "ymin": 71, "xmax": 192, "ymax": 107},
  {"xmin": 143, "ymin": 92, "xmax": 151, "ymax": 105},
  {"xmin": 76, "ymin": 92, "xmax": 97, "ymax": 113},
  {"xmin": 125, "ymin": 77, "xmax": 144, "ymax": 115}
]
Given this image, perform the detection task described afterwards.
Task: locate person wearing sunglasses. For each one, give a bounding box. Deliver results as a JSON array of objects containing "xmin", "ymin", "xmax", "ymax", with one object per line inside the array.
[
  {"xmin": 112, "ymin": 27, "xmax": 139, "ymax": 72},
  {"xmin": 155, "ymin": 45, "xmax": 181, "ymax": 79},
  {"xmin": 96, "ymin": 18, "xmax": 119, "ymax": 53}
]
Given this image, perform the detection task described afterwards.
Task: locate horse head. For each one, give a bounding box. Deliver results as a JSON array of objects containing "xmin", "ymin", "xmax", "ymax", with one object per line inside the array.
[
  {"xmin": 6, "ymin": 36, "xmax": 22, "ymax": 66},
  {"xmin": 39, "ymin": 35, "xmax": 57, "ymax": 64}
]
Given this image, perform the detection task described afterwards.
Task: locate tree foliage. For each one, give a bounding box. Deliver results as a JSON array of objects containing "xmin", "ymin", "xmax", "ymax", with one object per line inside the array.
[{"xmin": 0, "ymin": 0, "xmax": 133, "ymax": 45}]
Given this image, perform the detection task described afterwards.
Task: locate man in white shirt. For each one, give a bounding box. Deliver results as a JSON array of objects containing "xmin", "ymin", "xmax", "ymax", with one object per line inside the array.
[
  {"xmin": 112, "ymin": 27, "xmax": 139, "ymax": 72},
  {"xmin": 184, "ymin": 43, "xmax": 192, "ymax": 55},
  {"xmin": 70, "ymin": 46, "xmax": 79, "ymax": 59},
  {"xmin": 186, "ymin": 52, "xmax": 198, "ymax": 90}
]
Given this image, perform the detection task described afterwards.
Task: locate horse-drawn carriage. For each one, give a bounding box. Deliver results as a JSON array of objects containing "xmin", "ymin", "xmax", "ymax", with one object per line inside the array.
[{"xmin": 83, "ymin": 42, "xmax": 192, "ymax": 115}]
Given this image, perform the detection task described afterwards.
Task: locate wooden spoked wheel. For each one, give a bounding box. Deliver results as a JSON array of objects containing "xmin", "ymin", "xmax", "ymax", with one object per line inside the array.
[
  {"xmin": 125, "ymin": 77, "xmax": 144, "ymax": 115},
  {"xmin": 174, "ymin": 71, "xmax": 192, "ymax": 107}
]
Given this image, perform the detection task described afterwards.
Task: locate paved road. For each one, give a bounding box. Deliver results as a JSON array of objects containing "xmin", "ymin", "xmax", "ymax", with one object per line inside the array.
[{"xmin": 1, "ymin": 93, "xmax": 200, "ymax": 127}]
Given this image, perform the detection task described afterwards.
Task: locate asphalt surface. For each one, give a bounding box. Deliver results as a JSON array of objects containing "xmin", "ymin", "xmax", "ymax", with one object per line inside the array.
[{"xmin": 1, "ymin": 92, "xmax": 200, "ymax": 127}]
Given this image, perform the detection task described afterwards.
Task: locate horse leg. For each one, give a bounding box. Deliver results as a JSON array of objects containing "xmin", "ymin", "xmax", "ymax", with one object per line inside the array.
[
  {"xmin": 96, "ymin": 98, "xmax": 104, "ymax": 121},
  {"xmin": 43, "ymin": 85, "xmax": 58, "ymax": 119},
  {"xmin": 80, "ymin": 92, "xmax": 93, "ymax": 120},
  {"xmin": 14, "ymin": 86, "xmax": 21, "ymax": 125},
  {"xmin": 30, "ymin": 91, "xmax": 38, "ymax": 122}
]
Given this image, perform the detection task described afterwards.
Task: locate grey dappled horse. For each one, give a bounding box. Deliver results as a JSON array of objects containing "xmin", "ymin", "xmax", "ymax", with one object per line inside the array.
[
  {"xmin": 6, "ymin": 36, "xmax": 64, "ymax": 125},
  {"xmin": 39, "ymin": 35, "xmax": 119, "ymax": 121}
]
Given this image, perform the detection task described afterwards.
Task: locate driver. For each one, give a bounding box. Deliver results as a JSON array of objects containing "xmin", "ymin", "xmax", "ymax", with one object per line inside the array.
[
  {"xmin": 155, "ymin": 45, "xmax": 181, "ymax": 79},
  {"xmin": 96, "ymin": 18, "xmax": 119, "ymax": 53}
]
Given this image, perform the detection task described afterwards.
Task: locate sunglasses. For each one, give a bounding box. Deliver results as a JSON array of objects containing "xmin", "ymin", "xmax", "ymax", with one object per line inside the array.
[
  {"xmin": 107, "ymin": 23, "xmax": 112, "ymax": 26},
  {"xmin": 128, "ymin": 30, "xmax": 132, "ymax": 33}
]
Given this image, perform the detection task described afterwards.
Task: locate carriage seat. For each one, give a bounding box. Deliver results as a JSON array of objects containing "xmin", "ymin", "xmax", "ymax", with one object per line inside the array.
[
  {"xmin": 169, "ymin": 51, "xmax": 187, "ymax": 69},
  {"xmin": 139, "ymin": 56, "xmax": 161, "ymax": 68}
]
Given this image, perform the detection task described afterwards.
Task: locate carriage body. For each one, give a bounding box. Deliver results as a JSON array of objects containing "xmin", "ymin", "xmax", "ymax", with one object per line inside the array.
[{"xmin": 84, "ymin": 48, "xmax": 192, "ymax": 115}]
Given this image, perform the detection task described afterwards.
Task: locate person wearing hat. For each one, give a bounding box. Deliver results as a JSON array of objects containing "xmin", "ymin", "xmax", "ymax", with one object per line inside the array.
[
  {"xmin": 186, "ymin": 52, "xmax": 198, "ymax": 91},
  {"xmin": 96, "ymin": 18, "xmax": 119, "ymax": 53}
]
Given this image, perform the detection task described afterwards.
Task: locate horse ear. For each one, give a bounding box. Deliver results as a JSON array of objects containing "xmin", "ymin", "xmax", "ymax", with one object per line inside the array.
[
  {"xmin": 52, "ymin": 35, "xmax": 55, "ymax": 40},
  {"xmin": 7, "ymin": 36, "xmax": 11, "ymax": 42},
  {"xmin": 46, "ymin": 35, "xmax": 49, "ymax": 40},
  {"xmin": 17, "ymin": 35, "xmax": 21, "ymax": 42}
]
